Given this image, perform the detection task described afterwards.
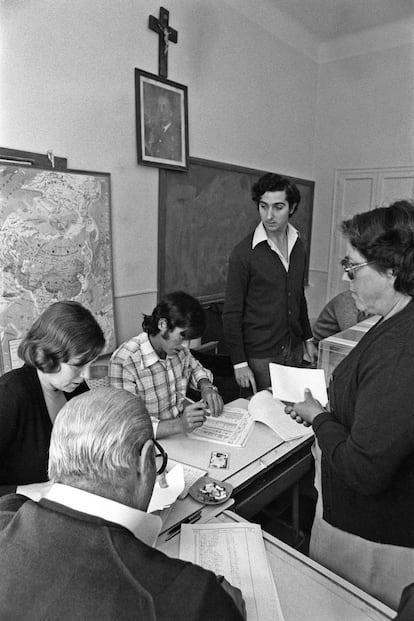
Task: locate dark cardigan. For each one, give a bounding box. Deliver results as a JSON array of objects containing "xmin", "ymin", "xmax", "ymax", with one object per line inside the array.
[
  {"xmin": 313, "ymin": 300, "xmax": 414, "ymax": 546},
  {"xmin": 0, "ymin": 364, "xmax": 88, "ymax": 496},
  {"xmin": 223, "ymin": 231, "xmax": 312, "ymax": 365}
]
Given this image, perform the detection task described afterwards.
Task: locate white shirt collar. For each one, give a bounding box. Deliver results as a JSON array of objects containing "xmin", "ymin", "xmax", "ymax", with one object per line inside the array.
[
  {"xmin": 44, "ymin": 483, "xmax": 162, "ymax": 547},
  {"xmin": 252, "ymin": 221, "xmax": 299, "ymax": 269}
]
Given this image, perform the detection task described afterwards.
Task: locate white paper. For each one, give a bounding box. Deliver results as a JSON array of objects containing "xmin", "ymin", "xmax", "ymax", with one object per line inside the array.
[
  {"xmin": 190, "ymin": 406, "xmax": 254, "ymax": 447},
  {"xmin": 269, "ymin": 363, "xmax": 328, "ymax": 405},
  {"xmin": 180, "ymin": 522, "xmax": 285, "ymax": 621},
  {"xmin": 248, "ymin": 390, "xmax": 313, "ymax": 441},
  {"xmin": 148, "ymin": 463, "xmax": 185, "ymax": 512},
  {"xmin": 168, "ymin": 460, "xmax": 207, "ymax": 499}
]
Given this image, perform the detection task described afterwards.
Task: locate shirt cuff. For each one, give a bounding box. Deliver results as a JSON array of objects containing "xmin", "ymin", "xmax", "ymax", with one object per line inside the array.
[{"xmin": 234, "ymin": 362, "xmax": 248, "ymax": 369}]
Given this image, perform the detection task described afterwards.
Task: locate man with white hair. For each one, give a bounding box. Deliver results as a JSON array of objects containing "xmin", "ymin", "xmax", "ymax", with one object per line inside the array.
[{"xmin": 0, "ymin": 387, "xmax": 245, "ymax": 620}]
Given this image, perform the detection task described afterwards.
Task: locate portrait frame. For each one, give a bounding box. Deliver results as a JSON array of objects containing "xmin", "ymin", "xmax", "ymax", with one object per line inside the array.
[{"xmin": 135, "ymin": 68, "xmax": 189, "ymax": 171}]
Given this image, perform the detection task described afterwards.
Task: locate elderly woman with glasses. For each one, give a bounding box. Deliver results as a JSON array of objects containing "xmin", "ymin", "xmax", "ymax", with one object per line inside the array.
[{"xmin": 285, "ymin": 200, "xmax": 414, "ymax": 609}]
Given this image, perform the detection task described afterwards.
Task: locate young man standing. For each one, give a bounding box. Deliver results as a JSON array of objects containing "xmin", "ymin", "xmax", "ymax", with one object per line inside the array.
[
  {"xmin": 109, "ymin": 291, "xmax": 223, "ymax": 438},
  {"xmin": 223, "ymin": 173, "xmax": 316, "ymax": 393}
]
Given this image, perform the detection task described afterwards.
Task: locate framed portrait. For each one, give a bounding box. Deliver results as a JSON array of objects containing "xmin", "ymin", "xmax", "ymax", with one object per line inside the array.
[{"xmin": 135, "ymin": 68, "xmax": 189, "ymax": 171}]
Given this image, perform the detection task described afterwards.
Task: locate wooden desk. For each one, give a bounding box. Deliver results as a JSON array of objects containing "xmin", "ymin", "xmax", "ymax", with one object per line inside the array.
[
  {"xmin": 160, "ymin": 399, "xmax": 313, "ymax": 538},
  {"xmin": 159, "ymin": 510, "xmax": 396, "ymax": 621}
]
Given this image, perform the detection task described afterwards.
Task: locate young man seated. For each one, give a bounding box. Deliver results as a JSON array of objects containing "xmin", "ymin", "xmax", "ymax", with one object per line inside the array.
[
  {"xmin": 0, "ymin": 388, "xmax": 245, "ymax": 620},
  {"xmin": 109, "ymin": 291, "xmax": 224, "ymax": 438}
]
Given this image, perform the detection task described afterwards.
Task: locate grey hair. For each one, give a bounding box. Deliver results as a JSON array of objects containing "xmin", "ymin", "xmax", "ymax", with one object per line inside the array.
[{"xmin": 48, "ymin": 387, "xmax": 152, "ymax": 489}]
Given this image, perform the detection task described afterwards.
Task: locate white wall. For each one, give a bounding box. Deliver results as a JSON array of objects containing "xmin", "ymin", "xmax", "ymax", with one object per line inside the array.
[
  {"xmin": 0, "ymin": 0, "xmax": 318, "ymax": 343},
  {"xmin": 311, "ymin": 36, "xmax": 414, "ymax": 303}
]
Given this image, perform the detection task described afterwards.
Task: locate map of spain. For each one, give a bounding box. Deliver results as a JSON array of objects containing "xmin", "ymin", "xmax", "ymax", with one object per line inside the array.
[{"xmin": 0, "ymin": 165, "xmax": 115, "ymax": 373}]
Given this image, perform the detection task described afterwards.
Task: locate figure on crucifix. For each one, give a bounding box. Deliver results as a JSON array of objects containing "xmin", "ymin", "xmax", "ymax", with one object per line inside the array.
[{"xmin": 149, "ymin": 7, "xmax": 178, "ymax": 78}]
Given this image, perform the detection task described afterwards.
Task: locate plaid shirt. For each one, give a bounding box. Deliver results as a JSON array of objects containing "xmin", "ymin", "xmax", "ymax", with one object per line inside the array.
[{"xmin": 109, "ymin": 332, "xmax": 213, "ymax": 421}]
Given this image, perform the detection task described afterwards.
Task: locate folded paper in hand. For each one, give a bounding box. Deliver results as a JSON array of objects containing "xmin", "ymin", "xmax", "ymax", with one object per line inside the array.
[{"xmin": 269, "ymin": 363, "xmax": 328, "ymax": 405}]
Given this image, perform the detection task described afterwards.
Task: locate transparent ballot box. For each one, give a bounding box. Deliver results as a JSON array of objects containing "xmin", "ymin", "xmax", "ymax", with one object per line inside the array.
[{"xmin": 318, "ymin": 315, "xmax": 379, "ymax": 384}]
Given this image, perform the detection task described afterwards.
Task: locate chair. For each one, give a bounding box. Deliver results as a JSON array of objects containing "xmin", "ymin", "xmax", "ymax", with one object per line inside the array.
[{"xmin": 86, "ymin": 363, "xmax": 110, "ymax": 390}]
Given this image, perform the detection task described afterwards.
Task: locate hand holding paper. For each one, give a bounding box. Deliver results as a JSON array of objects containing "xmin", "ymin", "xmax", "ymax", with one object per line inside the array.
[
  {"xmin": 285, "ymin": 388, "xmax": 327, "ymax": 427},
  {"xmin": 269, "ymin": 363, "xmax": 328, "ymax": 405},
  {"xmin": 248, "ymin": 391, "xmax": 313, "ymax": 441}
]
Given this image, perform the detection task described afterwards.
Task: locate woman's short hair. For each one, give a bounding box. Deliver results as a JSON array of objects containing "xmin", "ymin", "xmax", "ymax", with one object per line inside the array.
[
  {"xmin": 251, "ymin": 173, "xmax": 301, "ymax": 216},
  {"xmin": 341, "ymin": 200, "xmax": 414, "ymax": 295},
  {"xmin": 48, "ymin": 387, "xmax": 152, "ymax": 488},
  {"xmin": 18, "ymin": 301, "xmax": 105, "ymax": 372},
  {"xmin": 142, "ymin": 290, "xmax": 206, "ymax": 339}
]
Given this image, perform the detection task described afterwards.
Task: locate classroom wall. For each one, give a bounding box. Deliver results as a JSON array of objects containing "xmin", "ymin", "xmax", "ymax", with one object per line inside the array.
[
  {"xmin": 311, "ymin": 29, "xmax": 414, "ymax": 300},
  {"xmin": 0, "ymin": 0, "xmax": 318, "ymax": 345},
  {"xmin": 2, "ymin": 1, "xmax": 413, "ymax": 345}
]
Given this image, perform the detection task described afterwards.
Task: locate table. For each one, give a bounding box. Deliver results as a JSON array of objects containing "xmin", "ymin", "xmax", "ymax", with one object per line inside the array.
[
  {"xmin": 159, "ymin": 510, "xmax": 396, "ymax": 621},
  {"xmin": 158, "ymin": 399, "xmax": 313, "ymax": 542}
]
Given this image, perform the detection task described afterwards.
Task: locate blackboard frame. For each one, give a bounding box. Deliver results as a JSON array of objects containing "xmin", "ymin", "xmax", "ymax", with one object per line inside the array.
[{"xmin": 158, "ymin": 157, "xmax": 314, "ymax": 303}]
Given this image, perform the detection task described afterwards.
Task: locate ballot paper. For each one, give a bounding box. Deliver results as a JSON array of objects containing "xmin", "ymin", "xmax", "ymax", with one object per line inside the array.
[
  {"xmin": 248, "ymin": 390, "xmax": 314, "ymax": 441},
  {"xmin": 168, "ymin": 460, "xmax": 208, "ymax": 499},
  {"xmin": 148, "ymin": 463, "xmax": 185, "ymax": 513},
  {"xmin": 190, "ymin": 405, "xmax": 254, "ymax": 447},
  {"xmin": 269, "ymin": 363, "xmax": 328, "ymax": 406},
  {"xmin": 180, "ymin": 522, "xmax": 285, "ymax": 621}
]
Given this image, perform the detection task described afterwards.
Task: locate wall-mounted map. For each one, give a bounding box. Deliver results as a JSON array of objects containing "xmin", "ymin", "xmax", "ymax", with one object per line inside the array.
[{"xmin": 0, "ymin": 164, "xmax": 115, "ymax": 374}]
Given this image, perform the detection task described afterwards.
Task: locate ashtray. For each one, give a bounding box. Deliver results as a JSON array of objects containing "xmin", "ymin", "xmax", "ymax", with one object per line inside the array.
[{"xmin": 188, "ymin": 475, "xmax": 232, "ymax": 505}]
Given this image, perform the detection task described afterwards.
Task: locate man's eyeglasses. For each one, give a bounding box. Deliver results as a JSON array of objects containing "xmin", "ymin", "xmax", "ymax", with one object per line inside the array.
[
  {"xmin": 153, "ymin": 439, "xmax": 168, "ymax": 475},
  {"xmin": 340, "ymin": 257, "xmax": 373, "ymax": 280}
]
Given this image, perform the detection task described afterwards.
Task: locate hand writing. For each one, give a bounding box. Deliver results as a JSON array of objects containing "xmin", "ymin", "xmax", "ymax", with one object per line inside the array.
[{"xmin": 181, "ymin": 401, "xmax": 207, "ymax": 433}]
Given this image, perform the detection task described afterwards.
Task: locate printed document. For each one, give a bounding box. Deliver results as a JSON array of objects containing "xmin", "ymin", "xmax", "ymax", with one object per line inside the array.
[
  {"xmin": 190, "ymin": 405, "xmax": 254, "ymax": 447},
  {"xmin": 248, "ymin": 390, "xmax": 313, "ymax": 441},
  {"xmin": 269, "ymin": 363, "xmax": 328, "ymax": 405},
  {"xmin": 180, "ymin": 522, "xmax": 285, "ymax": 621}
]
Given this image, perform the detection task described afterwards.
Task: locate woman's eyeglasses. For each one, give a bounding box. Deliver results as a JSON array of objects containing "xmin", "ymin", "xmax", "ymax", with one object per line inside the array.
[
  {"xmin": 153, "ymin": 439, "xmax": 168, "ymax": 475},
  {"xmin": 340, "ymin": 257, "xmax": 373, "ymax": 280}
]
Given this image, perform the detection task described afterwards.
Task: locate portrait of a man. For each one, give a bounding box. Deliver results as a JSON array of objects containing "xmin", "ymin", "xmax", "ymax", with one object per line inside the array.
[{"xmin": 135, "ymin": 69, "xmax": 188, "ymax": 170}]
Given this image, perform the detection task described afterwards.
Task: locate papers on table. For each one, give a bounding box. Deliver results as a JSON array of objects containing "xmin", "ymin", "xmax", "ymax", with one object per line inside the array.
[
  {"xmin": 248, "ymin": 390, "xmax": 313, "ymax": 441},
  {"xmin": 269, "ymin": 363, "xmax": 328, "ymax": 406},
  {"xmin": 168, "ymin": 460, "xmax": 207, "ymax": 499},
  {"xmin": 189, "ymin": 405, "xmax": 254, "ymax": 447},
  {"xmin": 180, "ymin": 522, "xmax": 285, "ymax": 621},
  {"xmin": 148, "ymin": 463, "xmax": 185, "ymax": 512}
]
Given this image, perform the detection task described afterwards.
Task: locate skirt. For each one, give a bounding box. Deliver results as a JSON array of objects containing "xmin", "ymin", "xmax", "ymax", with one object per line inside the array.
[{"xmin": 309, "ymin": 440, "xmax": 414, "ymax": 610}]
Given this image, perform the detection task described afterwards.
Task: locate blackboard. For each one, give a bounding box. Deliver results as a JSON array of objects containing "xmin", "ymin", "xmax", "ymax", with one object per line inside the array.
[{"xmin": 158, "ymin": 157, "xmax": 314, "ymax": 303}]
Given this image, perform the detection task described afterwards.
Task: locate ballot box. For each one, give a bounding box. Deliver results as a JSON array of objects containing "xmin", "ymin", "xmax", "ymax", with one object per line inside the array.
[{"xmin": 318, "ymin": 315, "xmax": 379, "ymax": 384}]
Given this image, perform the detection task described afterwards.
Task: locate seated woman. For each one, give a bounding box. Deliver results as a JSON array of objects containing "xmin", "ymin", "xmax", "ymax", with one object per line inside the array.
[
  {"xmin": 0, "ymin": 301, "xmax": 105, "ymax": 496},
  {"xmin": 286, "ymin": 200, "xmax": 414, "ymax": 608}
]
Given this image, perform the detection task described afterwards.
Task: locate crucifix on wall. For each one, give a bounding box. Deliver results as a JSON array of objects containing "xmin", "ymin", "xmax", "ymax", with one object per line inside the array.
[{"xmin": 148, "ymin": 7, "xmax": 178, "ymax": 78}]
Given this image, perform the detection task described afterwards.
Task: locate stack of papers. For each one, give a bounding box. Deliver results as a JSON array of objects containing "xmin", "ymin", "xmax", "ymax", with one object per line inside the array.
[
  {"xmin": 180, "ymin": 522, "xmax": 285, "ymax": 621},
  {"xmin": 248, "ymin": 390, "xmax": 313, "ymax": 441},
  {"xmin": 190, "ymin": 405, "xmax": 254, "ymax": 447}
]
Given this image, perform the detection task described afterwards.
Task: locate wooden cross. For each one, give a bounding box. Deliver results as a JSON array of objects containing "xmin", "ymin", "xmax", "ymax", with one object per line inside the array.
[{"xmin": 148, "ymin": 7, "xmax": 178, "ymax": 78}]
